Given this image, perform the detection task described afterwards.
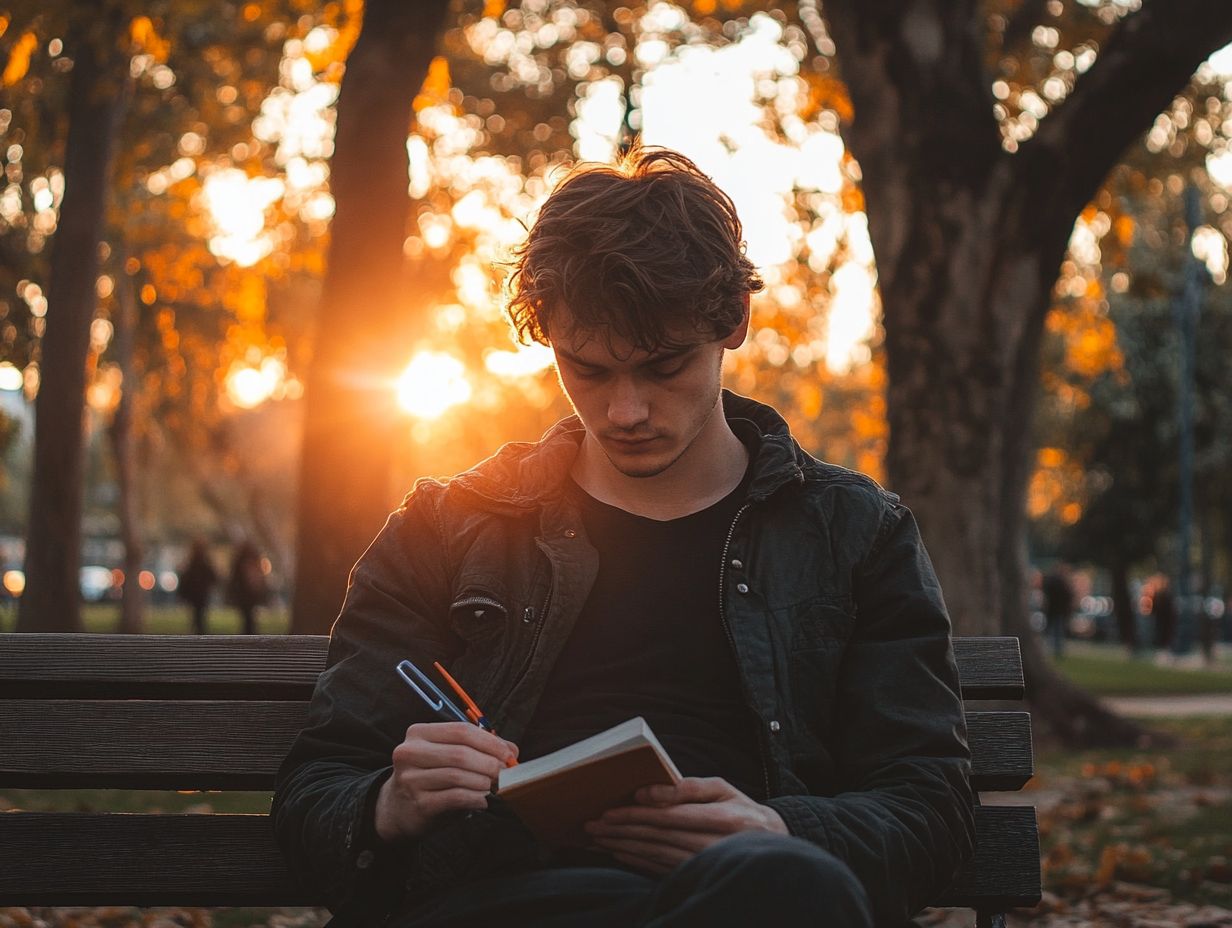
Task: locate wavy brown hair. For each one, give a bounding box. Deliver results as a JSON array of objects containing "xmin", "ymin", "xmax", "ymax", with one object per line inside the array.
[{"xmin": 504, "ymin": 143, "xmax": 763, "ymax": 352}]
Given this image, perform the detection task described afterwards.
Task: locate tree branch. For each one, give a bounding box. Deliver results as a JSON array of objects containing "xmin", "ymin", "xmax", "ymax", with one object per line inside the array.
[
  {"xmin": 1023, "ymin": 0, "xmax": 1232, "ymax": 227},
  {"xmin": 821, "ymin": 0, "xmax": 1004, "ymax": 190}
]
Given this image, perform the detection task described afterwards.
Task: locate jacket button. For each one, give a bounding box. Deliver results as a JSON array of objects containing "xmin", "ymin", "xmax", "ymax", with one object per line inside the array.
[
  {"xmin": 736, "ymin": 582, "xmax": 749, "ymax": 594},
  {"xmin": 355, "ymin": 849, "xmax": 375, "ymax": 869},
  {"xmin": 564, "ymin": 529, "xmax": 577, "ymax": 538},
  {"xmin": 769, "ymin": 720, "xmax": 781, "ymax": 733},
  {"xmin": 730, "ymin": 558, "xmax": 743, "ymax": 570}
]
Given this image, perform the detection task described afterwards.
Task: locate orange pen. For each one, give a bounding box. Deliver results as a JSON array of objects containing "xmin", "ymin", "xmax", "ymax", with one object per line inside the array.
[{"xmin": 433, "ymin": 660, "xmax": 517, "ymax": 768}]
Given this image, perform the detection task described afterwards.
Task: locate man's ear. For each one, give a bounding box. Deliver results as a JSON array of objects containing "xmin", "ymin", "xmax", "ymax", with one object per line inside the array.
[{"xmin": 721, "ymin": 294, "xmax": 751, "ymax": 350}]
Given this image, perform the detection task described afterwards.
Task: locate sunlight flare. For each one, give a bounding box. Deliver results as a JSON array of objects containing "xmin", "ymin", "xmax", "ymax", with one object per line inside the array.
[
  {"xmin": 397, "ymin": 351, "xmax": 473, "ymax": 419},
  {"xmin": 226, "ymin": 356, "xmax": 286, "ymax": 409}
]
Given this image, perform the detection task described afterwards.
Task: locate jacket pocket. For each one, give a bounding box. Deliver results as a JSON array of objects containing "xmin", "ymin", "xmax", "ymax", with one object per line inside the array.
[
  {"xmin": 789, "ymin": 597, "xmax": 854, "ymax": 651},
  {"xmin": 783, "ymin": 598, "xmax": 851, "ymax": 746},
  {"xmin": 447, "ymin": 591, "xmax": 508, "ymax": 643}
]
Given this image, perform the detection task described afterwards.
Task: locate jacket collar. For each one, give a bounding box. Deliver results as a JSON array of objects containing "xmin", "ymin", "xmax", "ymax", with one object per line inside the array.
[{"xmin": 449, "ymin": 391, "xmax": 806, "ymax": 513}]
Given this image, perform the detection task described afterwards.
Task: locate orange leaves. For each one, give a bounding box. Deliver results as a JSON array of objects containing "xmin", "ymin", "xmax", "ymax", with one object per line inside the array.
[
  {"xmin": 1067, "ymin": 328, "xmax": 1118, "ymax": 381},
  {"xmin": 851, "ymin": 394, "xmax": 887, "ymax": 441},
  {"xmin": 129, "ymin": 16, "xmax": 170, "ymax": 63},
  {"xmin": 796, "ymin": 381, "xmax": 822, "ymax": 419},
  {"xmin": 237, "ymin": 275, "xmax": 265, "ymax": 324},
  {"xmin": 305, "ymin": 1, "xmax": 363, "ymax": 77},
  {"xmin": 1029, "ymin": 446, "xmax": 1085, "ymax": 522},
  {"xmin": 1, "ymin": 30, "xmax": 37, "ymax": 87},
  {"xmin": 1066, "ymin": 311, "xmax": 1122, "ymax": 381},
  {"xmin": 1095, "ymin": 843, "xmax": 1156, "ymax": 887},
  {"xmin": 688, "ymin": 0, "xmax": 745, "ymax": 14},
  {"xmin": 414, "ymin": 56, "xmax": 452, "ymax": 113},
  {"xmin": 1080, "ymin": 760, "xmax": 1158, "ymax": 787},
  {"xmin": 801, "ymin": 73, "xmax": 854, "ymax": 123},
  {"xmin": 1038, "ymin": 446, "xmax": 1065, "ymax": 468},
  {"xmin": 1045, "ymin": 302, "xmax": 1124, "ymax": 383},
  {"xmin": 841, "ymin": 185, "xmax": 865, "ymax": 215}
]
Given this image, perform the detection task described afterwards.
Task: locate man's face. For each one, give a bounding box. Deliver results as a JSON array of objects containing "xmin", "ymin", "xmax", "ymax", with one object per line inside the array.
[{"xmin": 551, "ymin": 315, "xmax": 748, "ymax": 479}]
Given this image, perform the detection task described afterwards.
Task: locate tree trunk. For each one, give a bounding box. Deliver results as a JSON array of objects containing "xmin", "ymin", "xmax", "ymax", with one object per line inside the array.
[
  {"xmin": 819, "ymin": 0, "xmax": 1232, "ymax": 746},
  {"xmin": 110, "ymin": 247, "xmax": 144, "ymax": 634},
  {"xmin": 18, "ymin": 6, "xmax": 128, "ymax": 633},
  {"xmin": 291, "ymin": 0, "xmax": 452, "ymax": 634}
]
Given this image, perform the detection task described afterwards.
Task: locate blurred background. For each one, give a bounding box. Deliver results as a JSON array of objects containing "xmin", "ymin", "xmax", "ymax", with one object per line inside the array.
[{"xmin": 2, "ymin": 1, "xmax": 1232, "ymax": 919}]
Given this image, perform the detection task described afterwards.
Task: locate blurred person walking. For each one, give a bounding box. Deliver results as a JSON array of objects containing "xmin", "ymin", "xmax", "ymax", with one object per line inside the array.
[
  {"xmin": 177, "ymin": 539, "xmax": 218, "ymax": 635},
  {"xmin": 1151, "ymin": 576, "xmax": 1178, "ymax": 652},
  {"xmin": 1042, "ymin": 562, "xmax": 1075, "ymax": 660},
  {"xmin": 227, "ymin": 540, "xmax": 269, "ymax": 636}
]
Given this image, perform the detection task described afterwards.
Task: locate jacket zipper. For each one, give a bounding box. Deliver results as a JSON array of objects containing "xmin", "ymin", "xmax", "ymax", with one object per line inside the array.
[{"xmin": 719, "ymin": 502, "xmax": 773, "ymax": 801}]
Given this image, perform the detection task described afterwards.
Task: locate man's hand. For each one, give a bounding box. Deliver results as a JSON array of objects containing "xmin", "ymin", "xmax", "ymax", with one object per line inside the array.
[
  {"xmin": 374, "ymin": 722, "xmax": 518, "ymax": 843},
  {"xmin": 583, "ymin": 776, "xmax": 789, "ymax": 875}
]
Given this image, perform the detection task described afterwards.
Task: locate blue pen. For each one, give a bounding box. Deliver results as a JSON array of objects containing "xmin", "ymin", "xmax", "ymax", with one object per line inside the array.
[{"xmin": 396, "ymin": 659, "xmax": 472, "ymax": 724}]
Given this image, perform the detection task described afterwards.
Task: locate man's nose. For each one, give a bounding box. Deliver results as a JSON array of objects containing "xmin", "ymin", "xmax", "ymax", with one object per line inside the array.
[{"xmin": 607, "ymin": 377, "xmax": 649, "ymax": 429}]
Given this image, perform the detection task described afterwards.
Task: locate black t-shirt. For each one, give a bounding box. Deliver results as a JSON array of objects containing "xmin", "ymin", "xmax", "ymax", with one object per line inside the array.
[{"xmin": 518, "ymin": 464, "xmax": 765, "ymax": 799}]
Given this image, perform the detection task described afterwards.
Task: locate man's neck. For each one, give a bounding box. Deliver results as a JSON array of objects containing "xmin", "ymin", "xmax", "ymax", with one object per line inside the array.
[{"xmin": 570, "ymin": 403, "xmax": 750, "ymax": 521}]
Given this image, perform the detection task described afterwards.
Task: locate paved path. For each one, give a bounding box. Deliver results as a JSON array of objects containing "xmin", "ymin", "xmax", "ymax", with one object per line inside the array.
[{"xmin": 1101, "ymin": 693, "xmax": 1232, "ymax": 716}]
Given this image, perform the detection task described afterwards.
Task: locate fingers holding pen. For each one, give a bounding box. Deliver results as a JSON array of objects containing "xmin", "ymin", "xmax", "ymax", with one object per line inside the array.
[
  {"xmin": 399, "ymin": 723, "xmax": 518, "ymax": 782},
  {"xmin": 377, "ymin": 723, "xmax": 521, "ymax": 842},
  {"xmin": 408, "ymin": 722, "xmax": 517, "ymax": 763}
]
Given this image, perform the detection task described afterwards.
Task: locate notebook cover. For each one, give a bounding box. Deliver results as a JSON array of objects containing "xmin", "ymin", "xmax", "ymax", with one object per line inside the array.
[{"xmin": 498, "ymin": 743, "xmax": 679, "ymax": 847}]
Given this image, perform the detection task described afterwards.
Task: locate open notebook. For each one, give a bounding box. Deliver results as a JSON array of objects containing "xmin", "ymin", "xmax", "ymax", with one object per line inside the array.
[{"xmin": 497, "ymin": 717, "xmax": 683, "ymax": 846}]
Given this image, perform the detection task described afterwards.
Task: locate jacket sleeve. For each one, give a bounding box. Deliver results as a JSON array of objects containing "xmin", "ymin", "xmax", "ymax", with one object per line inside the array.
[
  {"xmin": 764, "ymin": 498, "xmax": 976, "ymax": 926},
  {"xmin": 270, "ymin": 486, "xmax": 539, "ymax": 915}
]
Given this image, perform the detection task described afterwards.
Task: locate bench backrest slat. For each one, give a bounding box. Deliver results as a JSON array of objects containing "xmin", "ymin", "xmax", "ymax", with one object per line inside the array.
[
  {"xmin": 0, "ymin": 634, "xmax": 1024, "ymax": 700},
  {"xmin": 0, "ymin": 634, "xmax": 325, "ymax": 700}
]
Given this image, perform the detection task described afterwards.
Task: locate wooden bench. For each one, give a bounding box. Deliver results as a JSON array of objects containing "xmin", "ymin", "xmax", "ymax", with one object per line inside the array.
[{"xmin": 0, "ymin": 633, "xmax": 1040, "ymax": 926}]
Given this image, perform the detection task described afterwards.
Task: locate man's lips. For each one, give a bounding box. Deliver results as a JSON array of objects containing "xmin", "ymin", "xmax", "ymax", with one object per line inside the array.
[{"xmin": 606, "ymin": 435, "xmax": 659, "ymax": 448}]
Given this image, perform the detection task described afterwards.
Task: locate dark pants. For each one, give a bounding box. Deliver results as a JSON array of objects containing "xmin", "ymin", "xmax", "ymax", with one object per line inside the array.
[{"xmin": 396, "ymin": 832, "xmax": 873, "ymax": 928}]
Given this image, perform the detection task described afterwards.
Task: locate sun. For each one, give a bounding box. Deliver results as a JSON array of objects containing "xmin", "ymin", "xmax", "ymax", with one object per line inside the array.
[{"xmin": 396, "ymin": 351, "xmax": 472, "ymax": 419}]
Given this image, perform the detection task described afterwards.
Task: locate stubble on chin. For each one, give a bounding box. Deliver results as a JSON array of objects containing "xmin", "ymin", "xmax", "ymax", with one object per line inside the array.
[{"xmin": 599, "ymin": 439, "xmax": 690, "ymax": 480}]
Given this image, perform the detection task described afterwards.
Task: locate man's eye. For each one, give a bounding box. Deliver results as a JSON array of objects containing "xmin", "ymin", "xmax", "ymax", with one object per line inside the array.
[{"xmin": 649, "ymin": 362, "xmax": 686, "ymax": 378}]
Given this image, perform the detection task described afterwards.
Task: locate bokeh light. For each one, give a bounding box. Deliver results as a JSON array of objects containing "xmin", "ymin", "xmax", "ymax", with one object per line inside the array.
[
  {"xmin": 0, "ymin": 361, "xmax": 23, "ymax": 391},
  {"xmin": 225, "ymin": 356, "xmax": 287, "ymax": 409},
  {"xmin": 201, "ymin": 167, "xmax": 284, "ymax": 267},
  {"xmin": 397, "ymin": 351, "xmax": 473, "ymax": 419}
]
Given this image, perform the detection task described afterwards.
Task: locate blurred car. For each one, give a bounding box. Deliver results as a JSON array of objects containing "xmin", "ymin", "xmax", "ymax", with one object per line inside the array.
[
  {"xmin": 80, "ymin": 565, "xmax": 117, "ymax": 602},
  {"xmin": 1069, "ymin": 594, "xmax": 1116, "ymax": 641}
]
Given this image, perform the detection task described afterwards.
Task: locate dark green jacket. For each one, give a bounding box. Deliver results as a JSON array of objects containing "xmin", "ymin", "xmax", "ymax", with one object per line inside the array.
[{"xmin": 272, "ymin": 391, "xmax": 976, "ymax": 927}]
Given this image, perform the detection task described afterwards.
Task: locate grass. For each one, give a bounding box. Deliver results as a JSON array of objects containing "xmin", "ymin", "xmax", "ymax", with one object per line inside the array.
[
  {"xmin": 0, "ymin": 603, "xmax": 291, "ymax": 635},
  {"xmin": 1031, "ymin": 715, "xmax": 1232, "ymax": 907},
  {"xmin": 1054, "ymin": 647, "xmax": 1232, "ymax": 696}
]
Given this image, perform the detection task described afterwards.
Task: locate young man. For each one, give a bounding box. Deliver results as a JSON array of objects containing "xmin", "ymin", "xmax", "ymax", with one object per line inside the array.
[{"xmin": 273, "ymin": 147, "xmax": 975, "ymax": 927}]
